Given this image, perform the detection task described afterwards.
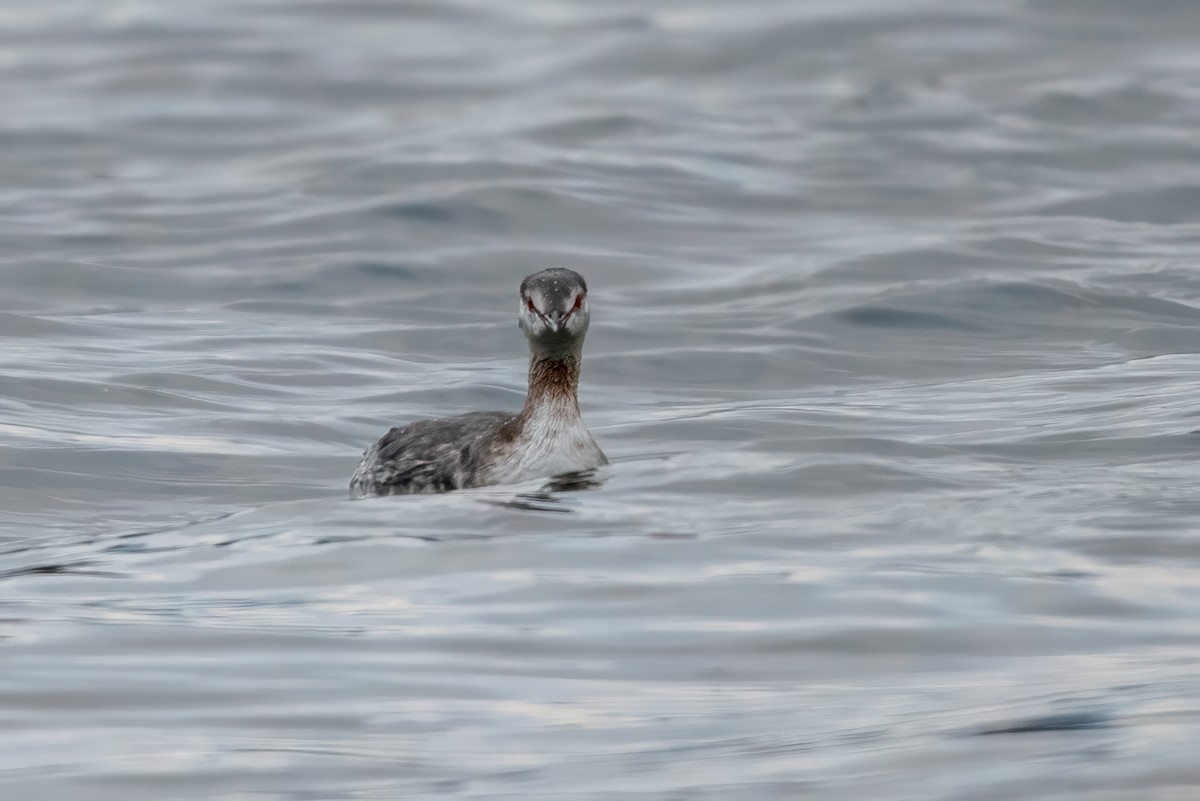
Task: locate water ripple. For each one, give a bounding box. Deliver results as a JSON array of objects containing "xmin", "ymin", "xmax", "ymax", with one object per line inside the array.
[{"xmin": 3, "ymin": 0, "xmax": 1200, "ymax": 798}]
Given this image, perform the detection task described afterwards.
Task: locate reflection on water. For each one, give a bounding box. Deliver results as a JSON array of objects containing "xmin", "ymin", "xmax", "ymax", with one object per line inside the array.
[{"xmin": 484, "ymin": 469, "xmax": 608, "ymax": 513}]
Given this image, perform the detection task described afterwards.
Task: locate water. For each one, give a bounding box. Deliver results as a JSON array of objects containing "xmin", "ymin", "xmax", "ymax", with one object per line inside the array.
[{"xmin": 3, "ymin": 0, "xmax": 1200, "ymax": 798}]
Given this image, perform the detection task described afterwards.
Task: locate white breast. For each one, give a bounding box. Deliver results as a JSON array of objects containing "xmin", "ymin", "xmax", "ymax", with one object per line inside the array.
[{"xmin": 486, "ymin": 402, "xmax": 606, "ymax": 485}]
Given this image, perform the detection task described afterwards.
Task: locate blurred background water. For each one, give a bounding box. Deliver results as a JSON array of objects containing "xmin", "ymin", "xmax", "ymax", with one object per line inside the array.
[{"xmin": 2, "ymin": 0, "xmax": 1200, "ymax": 798}]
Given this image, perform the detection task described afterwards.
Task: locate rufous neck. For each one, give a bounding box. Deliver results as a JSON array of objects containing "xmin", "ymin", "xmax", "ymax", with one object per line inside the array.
[{"xmin": 523, "ymin": 348, "xmax": 581, "ymax": 418}]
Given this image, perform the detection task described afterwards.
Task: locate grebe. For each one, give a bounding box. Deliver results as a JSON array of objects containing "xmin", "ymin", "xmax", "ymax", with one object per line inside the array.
[{"xmin": 350, "ymin": 268, "xmax": 607, "ymax": 498}]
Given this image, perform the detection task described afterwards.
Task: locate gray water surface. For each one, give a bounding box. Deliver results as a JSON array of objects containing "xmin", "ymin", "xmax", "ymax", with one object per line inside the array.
[{"xmin": 3, "ymin": 1, "xmax": 1200, "ymax": 799}]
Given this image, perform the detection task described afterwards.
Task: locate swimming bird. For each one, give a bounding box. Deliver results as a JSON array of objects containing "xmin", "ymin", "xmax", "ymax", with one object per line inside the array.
[{"xmin": 350, "ymin": 268, "xmax": 607, "ymax": 498}]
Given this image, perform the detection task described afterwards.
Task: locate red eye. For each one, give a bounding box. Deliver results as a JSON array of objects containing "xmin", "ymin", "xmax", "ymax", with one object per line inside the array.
[
  {"xmin": 573, "ymin": 295, "xmax": 584, "ymax": 310},
  {"xmin": 527, "ymin": 297, "xmax": 537, "ymax": 313}
]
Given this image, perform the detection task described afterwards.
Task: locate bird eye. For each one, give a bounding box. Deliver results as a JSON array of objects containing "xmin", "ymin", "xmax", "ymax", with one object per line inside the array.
[
  {"xmin": 572, "ymin": 295, "xmax": 583, "ymax": 311},
  {"xmin": 526, "ymin": 297, "xmax": 537, "ymax": 313}
]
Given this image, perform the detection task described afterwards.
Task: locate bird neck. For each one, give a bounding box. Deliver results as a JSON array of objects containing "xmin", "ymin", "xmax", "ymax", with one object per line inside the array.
[{"xmin": 522, "ymin": 343, "xmax": 582, "ymax": 421}]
